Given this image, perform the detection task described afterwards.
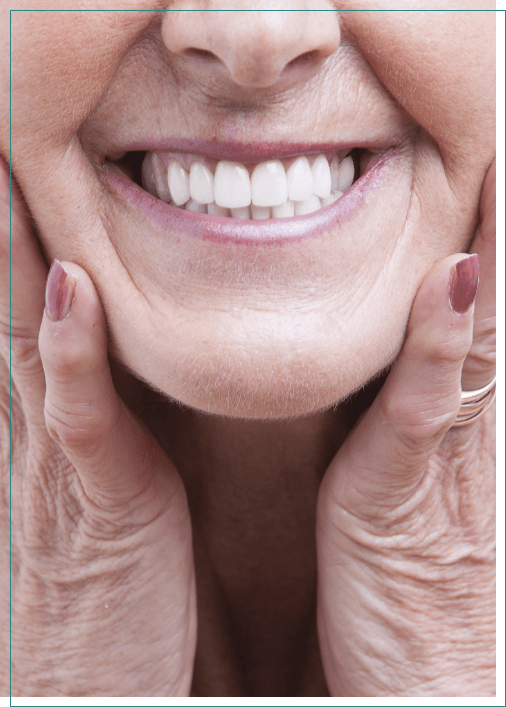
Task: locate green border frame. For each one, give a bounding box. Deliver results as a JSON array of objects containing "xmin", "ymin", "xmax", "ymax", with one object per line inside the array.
[{"xmin": 5, "ymin": 5, "xmax": 506, "ymax": 707}]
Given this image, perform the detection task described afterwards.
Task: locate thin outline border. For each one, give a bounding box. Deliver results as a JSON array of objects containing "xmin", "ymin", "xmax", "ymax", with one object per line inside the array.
[{"xmin": 5, "ymin": 5, "xmax": 506, "ymax": 707}]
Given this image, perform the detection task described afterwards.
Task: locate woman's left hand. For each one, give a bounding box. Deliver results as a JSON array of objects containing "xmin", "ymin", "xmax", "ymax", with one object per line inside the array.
[{"xmin": 316, "ymin": 160, "xmax": 496, "ymax": 697}]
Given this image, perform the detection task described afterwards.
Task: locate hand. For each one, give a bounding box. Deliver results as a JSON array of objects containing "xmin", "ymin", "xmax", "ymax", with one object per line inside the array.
[
  {"xmin": 316, "ymin": 161, "xmax": 496, "ymax": 697},
  {"xmin": 0, "ymin": 159, "xmax": 196, "ymax": 697}
]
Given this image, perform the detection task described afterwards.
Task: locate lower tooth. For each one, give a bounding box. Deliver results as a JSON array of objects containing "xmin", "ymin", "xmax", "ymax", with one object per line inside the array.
[
  {"xmin": 231, "ymin": 206, "xmax": 251, "ymax": 219},
  {"xmin": 321, "ymin": 191, "xmax": 343, "ymax": 207},
  {"xmin": 207, "ymin": 202, "xmax": 230, "ymax": 217},
  {"xmin": 186, "ymin": 199, "xmax": 207, "ymax": 213},
  {"xmin": 294, "ymin": 195, "xmax": 321, "ymax": 216},
  {"xmin": 272, "ymin": 199, "xmax": 295, "ymax": 218},
  {"xmin": 251, "ymin": 204, "xmax": 271, "ymax": 220}
]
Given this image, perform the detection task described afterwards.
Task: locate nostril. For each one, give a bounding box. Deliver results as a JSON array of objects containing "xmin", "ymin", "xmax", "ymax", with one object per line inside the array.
[
  {"xmin": 287, "ymin": 50, "xmax": 319, "ymax": 69},
  {"xmin": 184, "ymin": 47, "xmax": 219, "ymax": 62}
]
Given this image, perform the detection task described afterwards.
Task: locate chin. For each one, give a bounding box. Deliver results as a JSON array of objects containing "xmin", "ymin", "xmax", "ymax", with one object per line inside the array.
[{"xmin": 112, "ymin": 323, "xmax": 403, "ymax": 420}]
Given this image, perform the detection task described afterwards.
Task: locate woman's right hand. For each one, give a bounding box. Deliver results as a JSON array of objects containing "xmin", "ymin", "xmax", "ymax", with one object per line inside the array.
[{"xmin": 0, "ymin": 159, "xmax": 196, "ymax": 697}]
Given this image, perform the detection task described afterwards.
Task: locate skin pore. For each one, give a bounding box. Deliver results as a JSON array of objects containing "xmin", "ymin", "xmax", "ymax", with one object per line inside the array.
[{"xmin": 0, "ymin": 3, "xmax": 495, "ymax": 696}]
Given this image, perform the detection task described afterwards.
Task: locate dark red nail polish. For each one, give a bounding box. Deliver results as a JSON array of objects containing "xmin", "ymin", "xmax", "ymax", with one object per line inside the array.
[
  {"xmin": 450, "ymin": 254, "xmax": 480, "ymax": 314},
  {"xmin": 45, "ymin": 260, "xmax": 73, "ymax": 321}
]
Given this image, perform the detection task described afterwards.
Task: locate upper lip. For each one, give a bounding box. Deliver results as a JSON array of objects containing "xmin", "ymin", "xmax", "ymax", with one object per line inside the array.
[{"xmin": 102, "ymin": 137, "xmax": 400, "ymax": 164}]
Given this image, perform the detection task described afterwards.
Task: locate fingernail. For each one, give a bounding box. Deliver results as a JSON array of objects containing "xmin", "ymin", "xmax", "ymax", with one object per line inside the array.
[
  {"xmin": 449, "ymin": 254, "xmax": 480, "ymax": 314},
  {"xmin": 45, "ymin": 260, "xmax": 75, "ymax": 321}
]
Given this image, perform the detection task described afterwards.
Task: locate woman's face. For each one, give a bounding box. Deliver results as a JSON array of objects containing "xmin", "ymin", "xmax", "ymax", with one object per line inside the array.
[{"xmin": 1, "ymin": 3, "xmax": 495, "ymax": 418}]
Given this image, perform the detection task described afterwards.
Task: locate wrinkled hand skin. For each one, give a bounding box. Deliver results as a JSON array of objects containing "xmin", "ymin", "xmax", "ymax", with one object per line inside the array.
[
  {"xmin": 316, "ymin": 162, "xmax": 496, "ymax": 697},
  {"xmin": 0, "ymin": 163, "xmax": 197, "ymax": 697}
]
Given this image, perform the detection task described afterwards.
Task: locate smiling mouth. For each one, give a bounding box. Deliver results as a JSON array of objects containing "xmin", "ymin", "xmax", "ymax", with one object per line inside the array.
[{"xmin": 107, "ymin": 147, "xmax": 377, "ymax": 221}]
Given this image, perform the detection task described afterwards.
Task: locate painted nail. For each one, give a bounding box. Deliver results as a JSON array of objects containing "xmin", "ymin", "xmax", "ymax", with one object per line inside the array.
[
  {"xmin": 449, "ymin": 254, "xmax": 480, "ymax": 314},
  {"xmin": 45, "ymin": 260, "xmax": 74, "ymax": 321}
]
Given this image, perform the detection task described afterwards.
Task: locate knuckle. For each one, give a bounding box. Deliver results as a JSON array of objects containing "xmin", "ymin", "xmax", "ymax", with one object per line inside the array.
[
  {"xmin": 427, "ymin": 334, "xmax": 471, "ymax": 367},
  {"xmin": 43, "ymin": 398, "xmax": 114, "ymax": 456},
  {"xmin": 42, "ymin": 339, "xmax": 87, "ymax": 379},
  {"xmin": 0, "ymin": 330, "xmax": 41, "ymax": 372},
  {"xmin": 380, "ymin": 390, "xmax": 456, "ymax": 449}
]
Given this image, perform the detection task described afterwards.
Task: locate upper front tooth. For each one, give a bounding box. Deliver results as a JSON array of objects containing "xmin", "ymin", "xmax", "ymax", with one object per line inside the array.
[
  {"xmin": 251, "ymin": 160, "xmax": 288, "ymax": 207},
  {"xmin": 189, "ymin": 162, "xmax": 214, "ymax": 204},
  {"xmin": 214, "ymin": 161, "xmax": 251, "ymax": 209},
  {"xmin": 168, "ymin": 160, "xmax": 190, "ymax": 205},
  {"xmin": 286, "ymin": 156, "xmax": 313, "ymax": 202},
  {"xmin": 311, "ymin": 154, "xmax": 331, "ymax": 199},
  {"xmin": 337, "ymin": 155, "xmax": 355, "ymax": 192}
]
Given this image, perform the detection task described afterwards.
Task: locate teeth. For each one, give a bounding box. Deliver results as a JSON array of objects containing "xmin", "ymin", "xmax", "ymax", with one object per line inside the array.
[
  {"xmin": 321, "ymin": 191, "xmax": 343, "ymax": 207},
  {"xmin": 231, "ymin": 206, "xmax": 251, "ymax": 219},
  {"xmin": 214, "ymin": 161, "xmax": 251, "ymax": 209},
  {"xmin": 337, "ymin": 155, "xmax": 355, "ymax": 192},
  {"xmin": 272, "ymin": 199, "xmax": 295, "ymax": 218},
  {"xmin": 251, "ymin": 160, "xmax": 288, "ymax": 207},
  {"xmin": 207, "ymin": 202, "xmax": 230, "ymax": 217},
  {"xmin": 142, "ymin": 152, "xmax": 171, "ymax": 202},
  {"xmin": 251, "ymin": 204, "xmax": 271, "ymax": 220},
  {"xmin": 186, "ymin": 199, "xmax": 207, "ymax": 213},
  {"xmin": 189, "ymin": 161, "xmax": 214, "ymax": 204},
  {"xmin": 311, "ymin": 154, "xmax": 331, "ymax": 199},
  {"xmin": 294, "ymin": 195, "xmax": 321, "ymax": 216},
  {"xmin": 140, "ymin": 149, "xmax": 360, "ymax": 220},
  {"xmin": 168, "ymin": 160, "xmax": 190, "ymax": 205},
  {"xmin": 330, "ymin": 157, "xmax": 340, "ymax": 194},
  {"xmin": 286, "ymin": 156, "xmax": 313, "ymax": 202}
]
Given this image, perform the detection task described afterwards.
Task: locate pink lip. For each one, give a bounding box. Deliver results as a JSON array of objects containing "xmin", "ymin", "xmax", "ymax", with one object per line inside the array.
[{"xmin": 104, "ymin": 150, "xmax": 397, "ymax": 246}]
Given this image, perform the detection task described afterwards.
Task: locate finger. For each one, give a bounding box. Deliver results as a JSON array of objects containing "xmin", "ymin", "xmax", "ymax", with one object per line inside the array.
[
  {"xmin": 38, "ymin": 261, "xmax": 183, "ymax": 512},
  {"xmin": 322, "ymin": 254, "xmax": 478, "ymax": 516},
  {"xmin": 0, "ymin": 157, "xmax": 47, "ymax": 415},
  {"xmin": 463, "ymin": 158, "xmax": 495, "ymax": 390}
]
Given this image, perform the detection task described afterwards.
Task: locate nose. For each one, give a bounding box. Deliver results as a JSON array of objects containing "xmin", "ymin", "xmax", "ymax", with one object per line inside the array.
[{"xmin": 161, "ymin": 3, "xmax": 341, "ymax": 89}]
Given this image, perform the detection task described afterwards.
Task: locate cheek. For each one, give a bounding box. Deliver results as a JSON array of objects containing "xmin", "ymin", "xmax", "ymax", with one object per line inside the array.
[
  {"xmin": 6, "ymin": 4, "xmax": 155, "ymax": 152},
  {"xmin": 341, "ymin": 9, "xmax": 495, "ymax": 170}
]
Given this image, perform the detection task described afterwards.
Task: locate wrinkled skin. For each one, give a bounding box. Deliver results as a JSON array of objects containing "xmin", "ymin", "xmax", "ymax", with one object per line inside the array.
[{"xmin": 0, "ymin": 3, "xmax": 496, "ymax": 697}]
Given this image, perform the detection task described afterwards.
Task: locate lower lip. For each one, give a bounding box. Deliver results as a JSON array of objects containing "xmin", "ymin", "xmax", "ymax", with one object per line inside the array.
[{"xmin": 105, "ymin": 151, "xmax": 396, "ymax": 246}]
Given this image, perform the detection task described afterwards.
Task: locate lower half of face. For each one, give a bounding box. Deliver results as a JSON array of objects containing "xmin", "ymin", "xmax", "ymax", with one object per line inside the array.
[
  {"xmin": 29, "ymin": 133, "xmax": 479, "ymax": 419},
  {"xmin": 5, "ymin": 8, "xmax": 494, "ymax": 419}
]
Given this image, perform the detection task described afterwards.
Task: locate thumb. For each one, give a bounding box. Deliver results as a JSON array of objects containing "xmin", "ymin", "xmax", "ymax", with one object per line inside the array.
[
  {"xmin": 323, "ymin": 253, "xmax": 479, "ymax": 518},
  {"xmin": 38, "ymin": 260, "xmax": 183, "ymax": 513}
]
